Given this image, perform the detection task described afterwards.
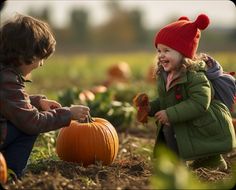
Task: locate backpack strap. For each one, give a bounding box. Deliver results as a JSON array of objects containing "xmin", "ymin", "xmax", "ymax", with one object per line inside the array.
[{"xmin": 205, "ymin": 56, "xmax": 236, "ymax": 111}]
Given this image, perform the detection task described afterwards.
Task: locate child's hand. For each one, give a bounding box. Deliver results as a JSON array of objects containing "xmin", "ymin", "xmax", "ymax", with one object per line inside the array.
[
  {"xmin": 40, "ymin": 99, "xmax": 62, "ymax": 111},
  {"xmin": 155, "ymin": 110, "xmax": 170, "ymax": 125},
  {"xmin": 69, "ymin": 105, "xmax": 90, "ymax": 122}
]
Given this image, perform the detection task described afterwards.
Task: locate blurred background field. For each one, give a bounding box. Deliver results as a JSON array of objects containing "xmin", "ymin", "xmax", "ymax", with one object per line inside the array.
[
  {"xmin": 27, "ymin": 52, "xmax": 236, "ymax": 100},
  {"xmin": 26, "ymin": 52, "xmax": 155, "ymax": 99},
  {"xmin": 1, "ymin": 0, "xmax": 236, "ymax": 189},
  {"xmin": 1, "ymin": 0, "xmax": 235, "ymax": 100},
  {"xmin": 1, "ymin": 0, "xmax": 236, "ymax": 54}
]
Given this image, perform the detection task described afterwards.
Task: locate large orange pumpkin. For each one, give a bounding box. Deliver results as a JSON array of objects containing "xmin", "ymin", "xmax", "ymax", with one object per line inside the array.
[
  {"xmin": 56, "ymin": 118, "xmax": 119, "ymax": 166},
  {"xmin": 0, "ymin": 152, "xmax": 7, "ymax": 184}
]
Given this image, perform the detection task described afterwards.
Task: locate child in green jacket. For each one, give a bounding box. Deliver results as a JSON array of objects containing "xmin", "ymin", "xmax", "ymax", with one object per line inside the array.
[{"xmin": 135, "ymin": 14, "xmax": 236, "ymax": 171}]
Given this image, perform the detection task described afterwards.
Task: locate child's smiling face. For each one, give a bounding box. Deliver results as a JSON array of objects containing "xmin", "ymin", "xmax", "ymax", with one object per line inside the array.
[{"xmin": 157, "ymin": 44, "xmax": 183, "ymax": 73}]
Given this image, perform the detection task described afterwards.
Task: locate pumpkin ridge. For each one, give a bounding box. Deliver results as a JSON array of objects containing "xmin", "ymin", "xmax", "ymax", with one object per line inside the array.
[
  {"xmin": 72, "ymin": 121, "xmax": 79, "ymax": 162},
  {"xmin": 75, "ymin": 122, "xmax": 80, "ymax": 163},
  {"xmin": 82, "ymin": 122, "xmax": 91, "ymax": 165},
  {"xmin": 90, "ymin": 121, "xmax": 97, "ymax": 165},
  {"xmin": 107, "ymin": 120, "xmax": 119, "ymax": 159},
  {"xmin": 102, "ymin": 120, "xmax": 118, "ymax": 162},
  {"xmin": 98, "ymin": 122, "xmax": 108, "ymax": 164}
]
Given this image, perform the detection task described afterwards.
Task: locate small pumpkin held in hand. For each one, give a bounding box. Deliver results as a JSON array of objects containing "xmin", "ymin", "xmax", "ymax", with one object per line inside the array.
[
  {"xmin": 0, "ymin": 153, "xmax": 7, "ymax": 184},
  {"xmin": 133, "ymin": 93, "xmax": 149, "ymax": 123},
  {"xmin": 56, "ymin": 117, "xmax": 119, "ymax": 166}
]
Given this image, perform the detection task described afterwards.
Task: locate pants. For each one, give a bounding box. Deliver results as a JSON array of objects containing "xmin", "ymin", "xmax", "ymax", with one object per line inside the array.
[
  {"xmin": 154, "ymin": 124, "xmax": 179, "ymax": 157},
  {"xmin": 162, "ymin": 124, "xmax": 179, "ymax": 154},
  {"xmin": 0, "ymin": 121, "xmax": 38, "ymax": 178},
  {"xmin": 0, "ymin": 118, "xmax": 7, "ymax": 145}
]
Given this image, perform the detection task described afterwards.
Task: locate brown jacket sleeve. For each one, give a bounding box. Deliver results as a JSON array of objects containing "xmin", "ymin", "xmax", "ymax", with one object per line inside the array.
[
  {"xmin": 0, "ymin": 67, "xmax": 72, "ymax": 135},
  {"xmin": 29, "ymin": 95, "xmax": 47, "ymax": 110}
]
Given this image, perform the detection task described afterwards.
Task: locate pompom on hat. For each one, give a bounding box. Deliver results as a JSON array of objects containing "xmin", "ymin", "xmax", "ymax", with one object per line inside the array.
[{"xmin": 155, "ymin": 14, "xmax": 210, "ymax": 58}]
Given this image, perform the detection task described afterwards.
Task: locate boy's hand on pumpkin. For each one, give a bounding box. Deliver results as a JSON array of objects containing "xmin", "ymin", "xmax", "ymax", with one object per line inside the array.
[
  {"xmin": 70, "ymin": 105, "xmax": 90, "ymax": 122},
  {"xmin": 155, "ymin": 110, "xmax": 169, "ymax": 125},
  {"xmin": 40, "ymin": 99, "xmax": 62, "ymax": 111}
]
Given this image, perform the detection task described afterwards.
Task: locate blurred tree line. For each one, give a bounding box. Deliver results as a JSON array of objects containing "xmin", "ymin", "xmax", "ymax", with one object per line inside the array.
[{"xmin": 27, "ymin": 1, "xmax": 236, "ymax": 54}]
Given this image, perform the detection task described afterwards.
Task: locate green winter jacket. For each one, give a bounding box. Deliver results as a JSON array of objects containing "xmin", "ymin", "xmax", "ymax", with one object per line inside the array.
[{"xmin": 149, "ymin": 61, "xmax": 236, "ymax": 160}]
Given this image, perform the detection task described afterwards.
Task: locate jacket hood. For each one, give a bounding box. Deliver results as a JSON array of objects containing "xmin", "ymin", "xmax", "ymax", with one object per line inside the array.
[{"xmin": 190, "ymin": 60, "xmax": 206, "ymax": 72}]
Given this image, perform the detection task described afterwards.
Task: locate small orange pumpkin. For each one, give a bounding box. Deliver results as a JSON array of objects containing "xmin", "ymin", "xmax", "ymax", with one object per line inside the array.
[
  {"xmin": 107, "ymin": 62, "xmax": 131, "ymax": 82},
  {"xmin": 90, "ymin": 85, "xmax": 107, "ymax": 94},
  {"xmin": 0, "ymin": 152, "xmax": 7, "ymax": 184},
  {"xmin": 79, "ymin": 90, "xmax": 95, "ymax": 102},
  {"xmin": 56, "ymin": 117, "xmax": 119, "ymax": 166}
]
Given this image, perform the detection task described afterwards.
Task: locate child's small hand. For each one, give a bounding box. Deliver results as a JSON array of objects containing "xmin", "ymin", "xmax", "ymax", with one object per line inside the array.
[
  {"xmin": 69, "ymin": 105, "xmax": 90, "ymax": 122},
  {"xmin": 155, "ymin": 110, "xmax": 169, "ymax": 125},
  {"xmin": 40, "ymin": 99, "xmax": 62, "ymax": 111}
]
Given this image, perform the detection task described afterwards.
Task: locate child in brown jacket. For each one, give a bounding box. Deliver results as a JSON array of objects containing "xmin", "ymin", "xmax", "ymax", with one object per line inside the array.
[{"xmin": 0, "ymin": 14, "xmax": 90, "ymax": 179}]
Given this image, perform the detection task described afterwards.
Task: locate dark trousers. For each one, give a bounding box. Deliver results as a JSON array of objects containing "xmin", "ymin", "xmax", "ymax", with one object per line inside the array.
[
  {"xmin": 154, "ymin": 124, "xmax": 179, "ymax": 158},
  {"xmin": 0, "ymin": 121, "xmax": 38, "ymax": 178},
  {"xmin": 162, "ymin": 124, "xmax": 179, "ymax": 154}
]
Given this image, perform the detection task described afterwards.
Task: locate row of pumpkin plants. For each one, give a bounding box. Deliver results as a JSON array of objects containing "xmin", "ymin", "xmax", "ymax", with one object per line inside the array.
[
  {"xmin": 58, "ymin": 84, "xmax": 139, "ymax": 131},
  {"xmin": 57, "ymin": 60, "xmax": 156, "ymax": 131}
]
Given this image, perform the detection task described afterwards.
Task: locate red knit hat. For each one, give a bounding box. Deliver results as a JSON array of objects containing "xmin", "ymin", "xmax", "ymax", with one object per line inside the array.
[{"xmin": 155, "ymin": 14, "xmax": 210, "ymax": 58}]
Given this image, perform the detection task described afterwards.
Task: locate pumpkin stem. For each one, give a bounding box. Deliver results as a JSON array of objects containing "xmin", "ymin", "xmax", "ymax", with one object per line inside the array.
[
  {"xmin": 88, "ymin": 112, "xmax": 95, "ymax": 122},
  {"xmin": 78, "ymin": 113, "xmax": 94, "ymax": 123}
]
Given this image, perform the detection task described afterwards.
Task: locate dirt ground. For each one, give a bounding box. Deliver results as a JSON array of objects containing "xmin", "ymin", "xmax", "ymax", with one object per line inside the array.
[{"xmin": 2, "ymin": 128, "xmax": 236, "ymax": 190}]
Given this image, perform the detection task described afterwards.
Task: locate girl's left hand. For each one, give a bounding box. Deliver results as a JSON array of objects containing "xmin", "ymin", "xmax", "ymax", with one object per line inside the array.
[
  {"xmin": 39, "ymin": 99, "xmax": 62, "ymax": 111},
  {"xmin": 155, "ymin": 110, "xmax": 169, "ymax": 125}
]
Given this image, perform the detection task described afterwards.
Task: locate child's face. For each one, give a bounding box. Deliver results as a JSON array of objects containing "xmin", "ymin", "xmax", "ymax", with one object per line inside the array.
[
  {"xmin": 19, "ymin": 59, "xmax": 44, "ymax": 77},
  {"xmin": 157, "ymin": 44, "xmax": 183, "ymax": 73}
]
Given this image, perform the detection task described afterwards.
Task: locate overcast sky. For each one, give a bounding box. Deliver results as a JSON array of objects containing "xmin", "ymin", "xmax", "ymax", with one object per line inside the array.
[{"xmin": 1, "ymin": 0, "xmax": 236, "ymax": 29}]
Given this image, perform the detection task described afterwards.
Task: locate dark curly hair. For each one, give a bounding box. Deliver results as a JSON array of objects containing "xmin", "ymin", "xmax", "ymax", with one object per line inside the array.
[{"xmin": 0, "ymin": 14, "xmax": 56, "ymax": 67}]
